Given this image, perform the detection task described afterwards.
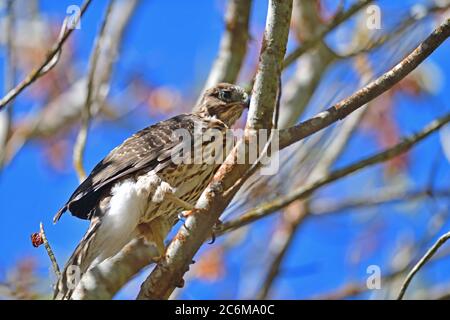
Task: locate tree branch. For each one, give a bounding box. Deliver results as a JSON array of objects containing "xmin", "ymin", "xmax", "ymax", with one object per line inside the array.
[
  {"xmin": 194, "ymin": 0, "xmax": 252, "ymax": 111},
  {"xmin": 279, "ymin": 18, "xmax": 450, "ymax": 150},
  {"xmin": 397, "ymin": 231, "xmax": 450, "ymax": 300},
  {"xmin": 71, "ymin": 239, "xmax": 159, "ymax": 300},
  {"xmin": 136, "ymin": 0, "xmax": 293, "ymax": 300},
  {"xmin": 72, "ymin": 7, "xmax": 449, "ymax": 301},
  {"xmin": 73, "ymin": 0, "xmax": 115, "ymax": 181},
  {"xmin": 2, "ymin": 0, "xmax": 140, "ymax": 168},
  {"xmin": 334, "ymin": 2, "xmax": 450, "ymax": 59},
  {"xmin": 311, "ymin": 189, "xmax": 450, "ymax": 217},
  {"xmin": 219, "ymin": 112, "xmax": 450, "ymax": 234},
  {"xmin": 39, "ymin": 222, "xmax": 61, "ymax": 278},
  {"xmin": 282, "ymin": 0, "xmax": 373, "ymax": 69},
  {"xmin": 316, "ymin": 244, "xmax": 450, "ymax": 299},
  {"xmin": 0, "ymin": 0, "xmax": 92, "ymax": 111}
]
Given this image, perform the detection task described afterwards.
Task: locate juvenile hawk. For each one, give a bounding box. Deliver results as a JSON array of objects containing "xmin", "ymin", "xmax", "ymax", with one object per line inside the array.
[{"xmin": 53, "ymin": 83, "xmax": 249, "ymax": 299}]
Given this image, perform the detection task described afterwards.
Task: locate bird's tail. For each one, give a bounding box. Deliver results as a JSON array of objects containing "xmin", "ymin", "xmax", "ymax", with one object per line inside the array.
[{"xmin": 53, "ymin": 221, "xmax": 101, "ymax": 300}]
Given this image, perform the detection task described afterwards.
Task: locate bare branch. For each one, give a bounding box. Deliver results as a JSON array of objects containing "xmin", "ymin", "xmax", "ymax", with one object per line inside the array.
[
  {"xmin": 73, "ymin": 1, "xmax": 115, "ymax": 181},
  {"xmin": 282, "ymin": 0, "xmax": 373, "ymax": 69},
  {"xmin": 397, "ymin": 231, "xmax": 450, "ymax": 300},
  {"xmin": 279, "ymin": 18, "xmax": 450, "ymax": 150},
  {"xmin": 312, "ymin": 189, "xmax": 450, "ymax": 217},
  {"xmin": 194, "ymin": 0, "xmax": 252, "ymax": 111},
  {"xmin": 316, "ymin": 244, "xmax": 450, "ymax": 299},
  {"xmin": 3, "ymin": 0, "xmax": 140, "ymax": 167},
  {"xmin": 335, "ymin": 2, "xmax": 450, "ymax": 59},
  {"xmin": 220, "ymin": 112, "xmax": 450, "ymax": 234},
  {"xmin": 39, "ymin": 222, "xmax": 61, "ymax": 278},
  {"xmin": 278, "ymin": 0, "xmax": 336, "ymax": 128},
  {"xmin": 0, "ymin": 0, "xmax": 93, "ymax": 111},
  {"xmin": 72, "ymin": 239, "xmax": 159, "ymax": 300}
]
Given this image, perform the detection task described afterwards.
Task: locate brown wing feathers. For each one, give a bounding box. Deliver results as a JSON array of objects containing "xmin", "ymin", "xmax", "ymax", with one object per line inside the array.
[{"xmin": 53, "ymin": 114, "xmax": 196, "ymax": 223}]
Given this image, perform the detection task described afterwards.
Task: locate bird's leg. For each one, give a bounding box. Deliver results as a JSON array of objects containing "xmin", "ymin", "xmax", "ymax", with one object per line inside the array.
[
  {"xmin": 165, "ymin": 192, "xmax": 194, "ymax": 211},
  {"xmin": 164, "ymin": 192, "xmax": 201, "ymax": 222},
  {"xmin": 137, "ymin": 222, "xmax": 166, "ymax": 259}
]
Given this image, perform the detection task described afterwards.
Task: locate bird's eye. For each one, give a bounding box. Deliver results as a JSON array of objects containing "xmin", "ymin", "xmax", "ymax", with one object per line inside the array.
[{"xmin": 219, "ymin": 90, "xmax": 232, "ymax": 101}]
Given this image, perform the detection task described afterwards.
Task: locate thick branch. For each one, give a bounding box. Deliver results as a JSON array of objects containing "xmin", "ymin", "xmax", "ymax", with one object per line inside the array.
[
  {"xmin": 72, "ymin": 239, "xmax": 159, "ymax": 300},
  {"xmin": 80, "ymin": 8, "xmax": 449, "ymax": 301}
]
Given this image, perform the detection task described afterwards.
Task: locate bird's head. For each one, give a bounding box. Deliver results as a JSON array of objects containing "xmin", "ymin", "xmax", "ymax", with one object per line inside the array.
[{"xmin": 196, "ymin": 83, "xmax": 250, "ymax": 127}]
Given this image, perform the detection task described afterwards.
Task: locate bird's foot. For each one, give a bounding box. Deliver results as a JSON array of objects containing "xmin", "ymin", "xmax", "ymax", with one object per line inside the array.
[
  {"xmin": 179, "ymin": 208, "xmax": 200, "ymax": 219},
  {"xmin": 177, "ymin": 209, "xmax": 200, "ymax": 229},
  {"xmin": 138, "ymin": 222, "xmax": 166, "ymax": 260},
  {"xmin": 209, "ymin": 219, "xmax": 223, "ymax": 244}
]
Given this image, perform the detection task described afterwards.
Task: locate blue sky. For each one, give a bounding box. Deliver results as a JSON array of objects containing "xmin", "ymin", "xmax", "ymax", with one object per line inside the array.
[{"xmin": 0, "ymin": 0, "xmax": 449, "ymax": 299}]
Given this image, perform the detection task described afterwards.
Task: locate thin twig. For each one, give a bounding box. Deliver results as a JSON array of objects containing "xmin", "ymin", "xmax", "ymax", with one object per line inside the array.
[
  {"xmin": 312, "ymin": 189, "xmax": 450, "ymax": 216},
  {"xmin": 73, "ymin": 1, "xmax": 115, "ymax": 181},
  {"xmin": 3, "ymin": 0, "xmax": 140, "ymax": 168},
  {"xmin": 0, "ymin": 0, "xmax": 92, "ymax": 111},
  {"xmin": 397, "ymin": 231, "xmax": 450, "ymax": 300},
  {"xmin": 219, "ymin": 112, "xmax": 450, "ymax": 234},
  {"xmin": 315, "ymin": 243, "xmax": 450, "ymax": 299},
  {"xmin": 335, "ymin": 3, "xmax": 450, "ymax": 59},
  {"xmin": 39, "ymin": 222, "xmax": 61, "ymax": 278},
  {"xmin": 279, "ymin": 18, "xmax": 450, "ymax": 150},
  {"xmin": 282, "ymin": 0, "xmax": 373, "ymax": 69}
]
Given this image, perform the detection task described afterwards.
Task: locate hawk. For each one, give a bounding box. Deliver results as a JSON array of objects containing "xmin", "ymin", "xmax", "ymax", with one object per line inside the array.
[{"xmin": 53, "ymin": 83, "xmax": 249, "ymax": 299}]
